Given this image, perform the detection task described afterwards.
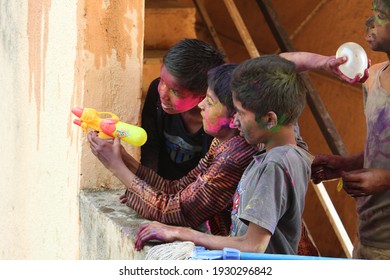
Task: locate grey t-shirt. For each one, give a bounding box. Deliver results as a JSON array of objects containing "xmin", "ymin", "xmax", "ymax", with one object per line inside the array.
[
  {"xmin": 230, "ymin": 145, "xmax": 313, "ymax": 255},
  {"xmin": 358, "ymin": 61, "xmax": 390, "ymax": 249}
]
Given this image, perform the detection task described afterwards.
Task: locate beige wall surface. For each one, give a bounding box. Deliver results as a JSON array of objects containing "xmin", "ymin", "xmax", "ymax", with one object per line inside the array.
[
  {"xmin": 78, "ymin": 0, "xmax": 144, "ymax": 190},
  {"xmin": 0, "ymin": 0, "xmax": 80, "ymax": 259},
  {"xmin": 0, "ymin": 0, "xmax": 144, "ymax": 259}
]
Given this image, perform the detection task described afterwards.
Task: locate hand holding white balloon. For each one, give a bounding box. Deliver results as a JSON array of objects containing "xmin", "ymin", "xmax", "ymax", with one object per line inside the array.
[{"xmin": 336, "ymin": 42, "xmax": 368, "ymax": 80}]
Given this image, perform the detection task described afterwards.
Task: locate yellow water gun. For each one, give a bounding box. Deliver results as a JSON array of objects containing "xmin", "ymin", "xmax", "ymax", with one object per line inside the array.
[{"xmin": 72, "ymin": 107, "xmax": 147, "ymax": 147}]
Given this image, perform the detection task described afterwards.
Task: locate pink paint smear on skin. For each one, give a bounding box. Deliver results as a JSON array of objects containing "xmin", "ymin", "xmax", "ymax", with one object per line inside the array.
[
  {"xmin": 174, "ymin": 97, "xmax": 201, "ymax": 112},
  {"xmin": 204, "ymin": 112, "xmax": 231, "ymax": 135}
]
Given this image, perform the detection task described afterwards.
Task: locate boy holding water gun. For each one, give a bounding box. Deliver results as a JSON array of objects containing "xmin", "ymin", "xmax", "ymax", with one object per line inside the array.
[
  {"xmin": 88, "ymin": 64, "xmax": 259, "ymax": 237},
  {"xmin": 134, "ymin": 55, "xmax": 313, "ymax": 255}
]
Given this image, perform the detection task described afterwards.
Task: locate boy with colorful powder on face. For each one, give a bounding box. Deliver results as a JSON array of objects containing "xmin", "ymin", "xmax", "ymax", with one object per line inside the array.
[
  {"xmin": 88, "ymin": 64, "xmax": 259, "ymax": 237},
  {"xmin": 140, "ymin": 39, "xmax": 225, "ymax": 181},
  {"xmin": 134, "ymin": 55, "xmax": 313, "ymax": 255},
  {"xmin": 88, "ymin": 62, "xmax": 318, "ymax": 255},
  {"xmin": 90, "ymin": 37, "xmax": 345, "ymax": 256},
  {"xmin": 306, "ymin": 0, "xmax": 390, "ymax": 259},
  {"xmin": 136, "ymin": 38, "xmax": 317, "ymax": 247},
  {"xmin": 140, "ymin": 39, "xmax": 305, "ymax": 180}
]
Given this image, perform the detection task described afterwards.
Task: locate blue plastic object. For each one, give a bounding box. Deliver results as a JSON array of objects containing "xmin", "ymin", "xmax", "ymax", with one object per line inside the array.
[{"xmin": 191, "ymin": 247, "xmax": 344, "ymax": 260}]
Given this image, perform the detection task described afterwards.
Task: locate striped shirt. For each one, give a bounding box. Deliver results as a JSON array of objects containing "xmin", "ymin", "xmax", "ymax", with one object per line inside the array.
[{"xmin": 124, "ymin": 135, "xmax": 259, "ymax": 236}]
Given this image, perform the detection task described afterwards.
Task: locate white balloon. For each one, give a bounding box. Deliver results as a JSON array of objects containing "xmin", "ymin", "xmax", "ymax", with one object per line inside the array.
[{"xmin": 336, "ymin": 42, "xmax": 368, "ymax": 79}]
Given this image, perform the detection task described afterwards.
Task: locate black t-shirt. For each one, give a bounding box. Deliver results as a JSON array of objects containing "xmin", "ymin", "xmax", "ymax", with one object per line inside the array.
[{"xmin": 141, "ymin": 78, "xmax": 213, "ymax": 180}]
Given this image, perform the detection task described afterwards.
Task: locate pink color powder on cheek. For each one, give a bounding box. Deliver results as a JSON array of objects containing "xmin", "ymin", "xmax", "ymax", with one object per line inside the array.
[
  {"xmin": 204, "ymin": 115, "xmax": 231, "ymax": 135},
  {"xmin": 173, "ymin": 97, "xmax": 201, "ymax": 112}
]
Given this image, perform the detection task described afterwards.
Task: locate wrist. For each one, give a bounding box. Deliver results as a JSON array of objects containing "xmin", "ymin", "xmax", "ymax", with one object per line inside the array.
[
  {"xmin": 112, "ymin": 162, "xmax": 135, "ymax": 183},
  {"xmin": 321, "ymin": 56, "xmax": 336, "ymax": 72},
  {"xmin": 122, "ymin": 152, "xmax": 140, "ymax": 173},
  {"xmin": 336, "ymin": 153, "xmax": 364, "ymax": 172},
  {"xmin": 346, "ymin": 153, "xmax": 364, "ymax": 170}
]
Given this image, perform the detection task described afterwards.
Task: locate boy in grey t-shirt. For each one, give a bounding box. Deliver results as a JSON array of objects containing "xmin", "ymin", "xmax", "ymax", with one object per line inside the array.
[
  {"xmin": 134, "ymin": 55, "xmax": 312, "ymax": 255},
  {"xmin": 230, "ymin": 145, "xmax": 312, "ymax": 254}
]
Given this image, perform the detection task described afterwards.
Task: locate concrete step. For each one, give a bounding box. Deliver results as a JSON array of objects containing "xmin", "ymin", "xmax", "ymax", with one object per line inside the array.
[{"xmin": 80, "ymin": 189, "xmax": 153, "ymax": 259}]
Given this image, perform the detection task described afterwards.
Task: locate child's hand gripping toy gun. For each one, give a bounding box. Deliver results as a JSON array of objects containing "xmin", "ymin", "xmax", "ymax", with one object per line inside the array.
[{"xmin": 72, "ymin": 107, "xmax": 147, "ymax": 147}]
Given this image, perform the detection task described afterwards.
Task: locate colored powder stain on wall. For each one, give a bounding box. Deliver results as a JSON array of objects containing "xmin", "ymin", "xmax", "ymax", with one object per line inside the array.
[
  {"xmin": 84, "ymin": 0, "xmax": 137, "ymax": 69},
  {"xmin": 27, "ymin": 0, "xmax": 52, "ymax": 149}
]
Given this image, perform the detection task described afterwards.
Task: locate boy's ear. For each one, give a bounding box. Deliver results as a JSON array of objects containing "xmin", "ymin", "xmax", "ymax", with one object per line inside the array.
[
  {"xmin": 229, "ymin": 116, "xmax": 237, "ymax": 128},
  {"xmin": 265, "ymin": 111, "xmax": 278, "ymax": 129}
]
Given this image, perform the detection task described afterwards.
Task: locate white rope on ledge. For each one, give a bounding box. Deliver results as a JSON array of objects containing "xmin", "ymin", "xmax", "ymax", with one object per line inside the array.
[{"xmin": 145, "ymin": 241, "xmax": 195, "ymax": 260}]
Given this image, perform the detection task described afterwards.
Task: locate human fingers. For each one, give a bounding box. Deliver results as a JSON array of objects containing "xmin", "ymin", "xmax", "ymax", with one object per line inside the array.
[
  {"xmin": 119, "ymin": 196, "xmax": 128, "ymax": 204},
  {"xmin": 311, "ymin": 162, "xmax": 324, "ymax": 173},
  {"xmin": 329, "ymin": 55, "xmax": 347, "ymax": 68},
  {"xmin": 359, "ymin": 67, "xmax": 370, "ymax": 83},
  {"xmin": 343, "ymin": 186, "xmax": 368, "ymax": 197},
  {"xmin": 88, "ymin": 131, "xmax": 110, "ymax": 152},
  {"xmin": 113, "ymin": 136, "xmax": 121, "ymax": 147},
  {"xmin": 113, "ymin": 137, "xmax": 123, "ymax": 157},
  {"xmin": 341, "ymin": 171, "xmax": 366, "ymax": 196},
  {"xmin": 341, "ymin": 179, "xmax": 363, "ymax": 196},
  {"xmin": 135, "ymin": 224, "xmax": 154, "ymax": 251},
  {"xmin": 351, "ymin": 68, "xmax": 370, "ymax": 84},
  {"xmin": 87, "ymin": 131, "xmax": 100, "ymax": 156},
  {"xmin": 335, "ymin": 70, "xmax": 359, "ymax": 84},
  {"xmin": 350, "ymin": 74, "xmax": 363, "ymax": 84},
  {"xmin": 343, "ymin": 180, "xmax": 362, "ymax": 190},
  {"xmin": 341, "ymin": 169, "xmax": 366, "ymax": 182},
  {"xmin": 311, "ymin": 168, "xmax": 325, "ymax": 184},
  {"xmin": 341, "ymin": 171, "xmax": 361, "ymax": 186},
  {"xmin": 134, "ymin": 230, "xmax": 145, "ymax": 251},
  {"xmin": 87, "ymin": 131, "xmax": 98, "ymax": 146},
  {"xmin": 347, "ymin": 191, "xmax": 368, "ymax": 197},
  {"xmin": 329, "ymin": 56, "xmax": 362, "ymax": 84}
]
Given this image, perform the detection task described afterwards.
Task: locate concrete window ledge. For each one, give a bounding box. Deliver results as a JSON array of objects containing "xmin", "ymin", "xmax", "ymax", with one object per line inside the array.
[{"xmin": 80, "ymin": 189, "xmax": 153, "ymax": 260}]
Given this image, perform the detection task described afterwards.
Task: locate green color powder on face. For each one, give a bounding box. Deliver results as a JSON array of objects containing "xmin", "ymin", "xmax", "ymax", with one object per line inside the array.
[
  {"xmin": 269, "ymin": 115, "xmax": 287, "ymax": 133},
  {"xmin": 374, "ymin": 14, "xmax": 386, "ymax": 26},
  {"xmin": 254, "ymin": 114, "xmax": 286, "ymax": 133},
  {"xmin": 254, "ymin": 114, "xmax": 267, "ymax": 130},
  {"xmin": 372, "ymin": 1, "xmax": 390, "ymax": 26}
]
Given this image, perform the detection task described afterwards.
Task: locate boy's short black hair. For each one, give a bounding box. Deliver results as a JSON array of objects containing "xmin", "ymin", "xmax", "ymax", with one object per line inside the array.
[
  {"xmin": 207, "ymin": 64, "xmax": 238, "ymax": 115},
  {"xmin": 230, "ymin": 55, "xmax": 307, "ymax": 125},
  {"xmin": 163, "ymin": 38, "xmax": 225, "ymax": 96}
]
